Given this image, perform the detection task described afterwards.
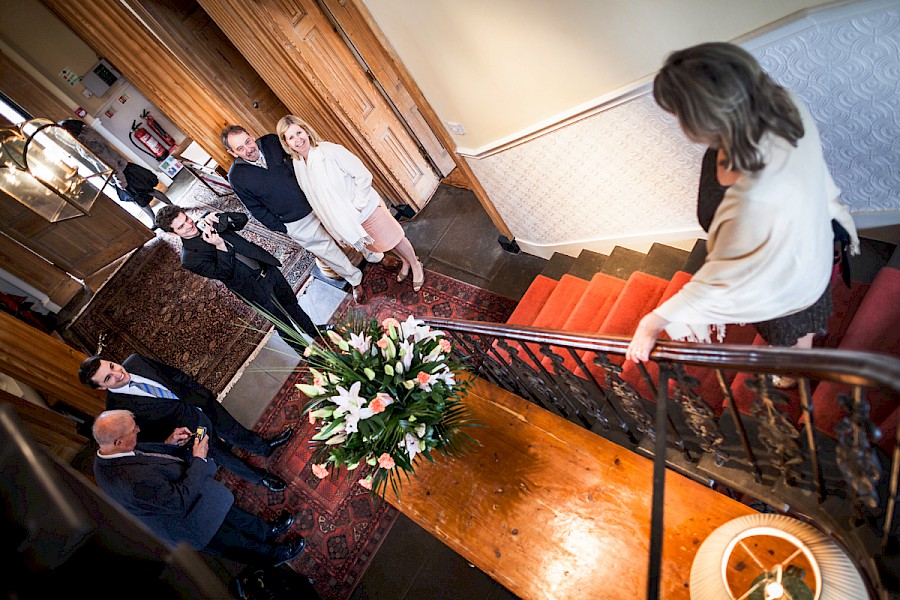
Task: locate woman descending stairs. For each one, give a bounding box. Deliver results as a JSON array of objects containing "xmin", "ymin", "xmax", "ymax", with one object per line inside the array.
[{"xmin": 503, "ymin": 238, "xmax": 900, "ymax": 451}]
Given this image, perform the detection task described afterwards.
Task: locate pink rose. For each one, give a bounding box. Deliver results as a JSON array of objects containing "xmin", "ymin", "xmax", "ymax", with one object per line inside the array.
[
  {"xmin": 376, "ymin": 336, "xmax": 389, "ymax": 349},
  {"xmin": 358, "ymin": 478, "xmax": 373, "ymax": 490},
  {"xmin": 313, "ymin": 375, "xmax": 325, "ymax": 387},
  {"xmin": 382, "ymin": 317, "xmax": 400, "ymax": 330},
  {"xmin": 308, "ymin": 412, "xmax": 316, "ymax": 425},
  {"xmin": 311, "ymin": 463, "xmax": 329, "ymax": 479},
  {"xmin": 377, "ymin": 453, "xmax": 396, "ymax": 469},
  {"xmin": 439, "ymin": 338, "xmax": 452, "ymax": 353},
  {"xmin": 416, "ymin": 371, "xmax": 431, "ymax": 384},
  {"xmin": 303, "ymin": 346, "xmax": 313, "ymax": 357}
]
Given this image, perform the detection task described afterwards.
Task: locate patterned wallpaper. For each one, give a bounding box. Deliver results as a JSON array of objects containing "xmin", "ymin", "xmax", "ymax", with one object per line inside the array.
[{"xmin": 466, "ymin": 1, "xmax": 900, "ymax": 250}]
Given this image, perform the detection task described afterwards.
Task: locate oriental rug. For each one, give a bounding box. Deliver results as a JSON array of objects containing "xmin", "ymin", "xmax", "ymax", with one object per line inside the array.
[
  {"xmin": 63, "ymin": 182, "xmax": 314, "ymax": 395},
  {"xmin": 217, "ymin": 265, "xmax": 518, "ymax": 600}
]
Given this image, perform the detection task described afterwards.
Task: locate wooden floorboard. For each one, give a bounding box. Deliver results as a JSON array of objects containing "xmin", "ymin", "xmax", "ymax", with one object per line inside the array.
[{"xmin": 387, "ymin": 376, "xmax": 758, "ymax": 599}]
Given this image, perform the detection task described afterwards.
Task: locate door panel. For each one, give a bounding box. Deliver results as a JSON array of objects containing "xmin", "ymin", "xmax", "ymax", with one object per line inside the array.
[
  {"xmin": 0, "ymin": 191, "xmax": 152, "ymax": 279},
  {"xmin": 198, "ymin": 0, "xmax": 439, "ymax": 208}
]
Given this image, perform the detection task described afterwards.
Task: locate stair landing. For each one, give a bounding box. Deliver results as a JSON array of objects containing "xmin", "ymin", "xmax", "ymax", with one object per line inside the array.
[{"xmin": 388, "ymin": 377, "xmax": 772, "ymax": 600}]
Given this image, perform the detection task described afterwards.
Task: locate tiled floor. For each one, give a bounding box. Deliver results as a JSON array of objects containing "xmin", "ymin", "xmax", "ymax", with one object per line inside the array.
[{"xmin": 217, "ymin": 184, "xmax": 541, "ymax": 598}]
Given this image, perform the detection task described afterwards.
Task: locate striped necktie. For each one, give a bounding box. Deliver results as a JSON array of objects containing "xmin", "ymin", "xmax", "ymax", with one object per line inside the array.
[{"xmin": 132, "ymin": 381, "xmax": 178, "ymax": 399}]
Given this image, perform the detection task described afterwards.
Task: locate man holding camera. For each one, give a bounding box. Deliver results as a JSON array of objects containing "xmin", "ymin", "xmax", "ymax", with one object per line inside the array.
[
  {"xmin": 156, "ymin": 205, "xmax": 326, "ymax": 354},
  {"xmin": 79, "ymin": 353, "xmax": 292, "ymax": 492},
  {"xmin": 93, "ymin": 409, "xmax": 305, "ymax": 566}
]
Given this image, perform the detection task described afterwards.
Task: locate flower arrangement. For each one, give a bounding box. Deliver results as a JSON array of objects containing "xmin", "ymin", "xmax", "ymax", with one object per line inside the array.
[{"xmin": 298, "ymin": 315, "xmax": 479, "ymax": 496}]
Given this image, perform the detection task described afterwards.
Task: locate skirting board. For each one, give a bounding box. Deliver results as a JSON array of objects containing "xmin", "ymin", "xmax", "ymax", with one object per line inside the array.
[{"xmin": 515, "ymin": 210, "xmax": 900, "ymax": 259}]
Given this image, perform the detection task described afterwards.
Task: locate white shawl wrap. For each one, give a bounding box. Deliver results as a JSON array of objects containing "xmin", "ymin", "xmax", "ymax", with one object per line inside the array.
[
  {"xmin": 654, "ymin": 96, "xmax": 859, "ymax": 343},
  {"xmin": 291, "ymin": 142, "xmax": 380, "ymax": 251}
]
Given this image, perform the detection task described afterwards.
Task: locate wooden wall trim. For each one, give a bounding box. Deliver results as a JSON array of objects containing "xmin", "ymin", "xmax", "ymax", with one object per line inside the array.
[
  {"xmin": 0, "ymin": 47, "xmax": 72, "ymax": 122},
  {"xmin": 0, "ymin": 232, "xmax": 83, "ymax": 308}
]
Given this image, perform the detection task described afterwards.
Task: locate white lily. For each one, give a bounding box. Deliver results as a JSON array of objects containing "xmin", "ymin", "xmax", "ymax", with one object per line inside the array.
[
  {"xmin": 399, "ymin": 431, "xmax": 424, "ymax": 461},
  {"xmin": 348, "ymin": 331, "xmax": 371, "ymax": 354},
  {"xmin": 330, "ymin": 381, "xmax": 374, "ymax": 433}
]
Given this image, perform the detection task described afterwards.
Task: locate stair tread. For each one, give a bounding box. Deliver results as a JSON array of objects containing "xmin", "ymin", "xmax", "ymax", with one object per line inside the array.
[
  {"xmin": 541, "ymin": 253, "xmax": 576, "ymax": 281},
  {"xmin": 640, "ymin": 243, "xmax": 691, "ymax": 280},
  {"xmin": 532, "ymin": 275, "xmax": 590, "ymax": 329},
  {"xmin": 682, "ymin": 239, "xmax": 707, "ymax": 275},
  {"xmin": 568, "ymin": 250, "xmax": 608, "ymax": 281},
  {"xmin": 505, "ymin": 275, "xmax": 557, "ymax": 326},
  {"xmin": 601, "ymin": 246, "xmax": 647, "ymax": 281}
]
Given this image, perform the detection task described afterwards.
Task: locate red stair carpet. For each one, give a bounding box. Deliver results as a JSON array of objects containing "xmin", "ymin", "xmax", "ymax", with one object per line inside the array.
[
  {"xmin": 504, "ymin": 253, "xmax": 900, "ymax": 452},
  {"xmin": 219, "ymin": 263, "xmax": 518, "ymax": 600}
]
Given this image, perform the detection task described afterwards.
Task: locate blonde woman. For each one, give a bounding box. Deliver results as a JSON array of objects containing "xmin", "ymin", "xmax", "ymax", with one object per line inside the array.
[{"xmin": 276, "ymin": 115, "xmax": 425, "ymax": 292}]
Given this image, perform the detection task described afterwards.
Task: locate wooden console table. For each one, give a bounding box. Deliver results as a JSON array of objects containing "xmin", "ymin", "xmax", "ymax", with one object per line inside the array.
[{"xmin": 388, "ymin": 377, "xmax": 757, "ymax": 599}]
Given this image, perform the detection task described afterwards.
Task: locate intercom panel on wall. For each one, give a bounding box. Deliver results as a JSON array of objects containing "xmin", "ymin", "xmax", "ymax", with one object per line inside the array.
[{"xmin": 81, "ymin": 59, "xmax": 121, "ymax": 97}]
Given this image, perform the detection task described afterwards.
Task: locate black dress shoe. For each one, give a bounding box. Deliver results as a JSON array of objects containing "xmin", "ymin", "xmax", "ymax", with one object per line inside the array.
[
  {"xmin": 380, "ymin": 254, "xmax": 402, "ymax": 269},
  {"xmin": 263, "ymin": 427, "xmax": 294, "ymax": 456},
  {"xmin": 267, "ymin": 511, "xmax": 294, "ymax": 540},
  {"xmin": 270, "ymin": 537, "xmax": 306, "ymax": 567},
  {"xmin": 260, "ymin": 474, "xmax": 286, "ymax": 493},
  {"xmin": 352, "ymin": 285, "xmax": 366, "ymax": 304}
]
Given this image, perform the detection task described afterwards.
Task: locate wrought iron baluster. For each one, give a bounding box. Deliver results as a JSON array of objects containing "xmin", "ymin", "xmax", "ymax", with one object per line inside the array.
[
  {"xmin": 797, "ymin": 377, "xmax": 825, "ymax": 503},
  {"xmin": 519, "ymin": 340, "xmax": 591, "ymax": 428},
  {"xmin": 540, "ymin": 346, "xmax": 609, "ymax": 430},
  {"xmin": 664, "ymin": 363, "xmax": 727, "ymax": 465},
  {"xmin": 646, "ymin": 365, "xmax": 670, "ymax": 600},
  {"xmin": 884, "ymin": 423, "xmax": 900, "ymax": 551},
  {"xmin": 835, "ymin": 386, "xmax": 883, "ymax": 527},
  {"xmin": 567, "ymin": 347, "xmax": 639, "ymax": 444},
  {"xmin": 715, "ymin": 369, "xmax": 762, "ymax": 484},
  {"xmin": 591, "ymin": 353, "xmax": 654, "ymax": 438},
  {"xmin": 747, "ymin": 376, "xmax": 804, "ymax": 484}
]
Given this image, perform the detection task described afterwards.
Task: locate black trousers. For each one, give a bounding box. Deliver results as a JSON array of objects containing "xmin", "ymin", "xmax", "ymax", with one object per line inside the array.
[
  {"xmin": 194, "ymin": 410, "xmax": 267, "ymax": 485},
  {"xmin": 256, "ymin": 267, "xmax": 317, "ymax": 352},
  {"xmin": 203, "ymin": 505, "xmax": 276, "ymax": 564}
]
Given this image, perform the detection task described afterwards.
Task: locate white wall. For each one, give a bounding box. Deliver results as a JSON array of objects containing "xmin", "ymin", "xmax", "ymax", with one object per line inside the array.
[
  {"xmin": 463, "ymin": 1, "xmax": 900, "ymax": 256},
  {"xmin": 364, "ymin": 0, "xmax": 832, "ymax": 151}
]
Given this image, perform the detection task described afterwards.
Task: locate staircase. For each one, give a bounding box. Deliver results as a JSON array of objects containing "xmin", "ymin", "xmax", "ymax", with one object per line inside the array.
[{"xmin": 427, "ymin": 237, "xmax": 900, "ymax": 599}]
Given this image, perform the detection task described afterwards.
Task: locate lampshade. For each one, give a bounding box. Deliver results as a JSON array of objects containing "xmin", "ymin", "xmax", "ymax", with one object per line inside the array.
[
  {"xmin": 690, "ymin": 513, "xmax": 867, "ymax": 600},
  {"xmin": 0, "ymin": 118, "xmax": 113, "ymax": 222}
]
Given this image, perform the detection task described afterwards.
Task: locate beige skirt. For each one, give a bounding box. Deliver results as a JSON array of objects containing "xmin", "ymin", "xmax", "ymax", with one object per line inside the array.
[{"xmin": 361, "ymin": 202, "xmax": 404, "ymax": 252}]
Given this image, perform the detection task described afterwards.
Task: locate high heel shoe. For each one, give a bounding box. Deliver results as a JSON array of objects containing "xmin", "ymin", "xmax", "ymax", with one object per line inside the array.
[
  {"xmin": 397, "ymin": 261, "xmax": 410, "ymax": 283},
  {"xmin": 412, "ymin": 261, "xmax": 425, "ymax": 292}
]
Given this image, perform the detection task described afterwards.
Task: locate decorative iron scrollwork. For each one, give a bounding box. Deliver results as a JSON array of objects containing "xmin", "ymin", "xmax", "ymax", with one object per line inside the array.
[
  {"xmin": 745, "ymin": 376, "xmax": 804, "ymax": 483},
  {"xmin": 592, "ymin": 353, "xmax": 654, "ymax": 437},
  {"xmin": 541, "ymin": 345, "xmax": 608, "ymax": 428},
  {"xmin": 661, "ymin": 363, "xmax": 728, "ymax": 465},
  {"xmin": 835, "ymin": 390, "xmax": 883, "ymax": 525}
]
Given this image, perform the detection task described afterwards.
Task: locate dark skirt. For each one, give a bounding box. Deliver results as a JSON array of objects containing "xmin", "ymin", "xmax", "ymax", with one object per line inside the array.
[{"xmin": 753, "ymin": 284, "xmax": 833, "ymax": 347}]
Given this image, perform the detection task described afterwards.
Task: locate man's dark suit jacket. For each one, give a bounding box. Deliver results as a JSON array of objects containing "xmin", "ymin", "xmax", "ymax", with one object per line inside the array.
[
  {"xmin": 179, "ymin": 212, "xmax": 283, "ymax": 310},
  {"xmin": 227, "ymin": 134, "xmax": 313, "ymax": 232},
  {"xmin": 106, "ymin": 354, "xmax": 216, "ymax": 444},
  {"xmin": 94, "ymin": 443, "xmax": 232, "ymax": 549}
]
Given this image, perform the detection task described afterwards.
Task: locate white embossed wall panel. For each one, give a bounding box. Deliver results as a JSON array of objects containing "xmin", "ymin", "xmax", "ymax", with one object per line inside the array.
[{"xmin": 468, "ymin": 2, "xmax": 900, "ymax": 249}]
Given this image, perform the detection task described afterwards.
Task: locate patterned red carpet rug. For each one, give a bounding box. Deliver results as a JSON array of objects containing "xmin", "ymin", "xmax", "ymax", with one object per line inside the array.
[
  {"xmin": 63, "ymin": 183, "xmax": 314, "ymax": 395},
  {"xmin": 218, "ymin": 263, "xmax": 518, "ymax": 600}
]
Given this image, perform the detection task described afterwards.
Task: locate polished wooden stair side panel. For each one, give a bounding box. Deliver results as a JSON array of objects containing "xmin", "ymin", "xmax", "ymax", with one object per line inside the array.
[{"xmin": 388, "ymin": 377, "xmax": 757, "ymax": 600}]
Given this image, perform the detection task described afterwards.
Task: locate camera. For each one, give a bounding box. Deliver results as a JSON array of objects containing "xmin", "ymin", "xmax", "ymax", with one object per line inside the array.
[{"xmin": 193, "ymin": 426, "xmax": 207, "ymax": 442}]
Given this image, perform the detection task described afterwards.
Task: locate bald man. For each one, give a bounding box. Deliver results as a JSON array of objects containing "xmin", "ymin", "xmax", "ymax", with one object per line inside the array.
[{"xmin": 92, "ymin": 410, "xmax": 304, "ymax": 566}]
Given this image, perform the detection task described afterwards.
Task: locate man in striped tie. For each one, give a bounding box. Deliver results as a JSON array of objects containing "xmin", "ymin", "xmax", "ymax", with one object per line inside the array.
[{"xmin": 79, "ymin": 353, "xmax": 292, "ymax": 492}]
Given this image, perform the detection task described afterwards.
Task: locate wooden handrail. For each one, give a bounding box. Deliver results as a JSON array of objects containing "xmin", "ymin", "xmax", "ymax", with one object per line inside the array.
[{"xmin": 424, "ymin": 317, "xmax": 900, "ymax": 391}]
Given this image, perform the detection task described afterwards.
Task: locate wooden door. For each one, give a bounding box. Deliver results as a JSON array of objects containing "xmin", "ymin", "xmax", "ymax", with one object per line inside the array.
[
  {"xmin": 320, "ymin": 0, "xmax": 456, "ymax": 178},
  {"xmin": 0, "ymin": 192, "xmax": 153, "ymax": 279},
  {"xmin": 197, "ymin": 0, "xmax": 439, "ymax": 209},
  {"xmin": 1, "ymin": 45, "xmax": 152, "ymax": 283}
]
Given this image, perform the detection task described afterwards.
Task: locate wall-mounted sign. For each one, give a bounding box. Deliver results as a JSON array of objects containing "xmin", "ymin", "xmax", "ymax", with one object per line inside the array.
[
  {"xmin": 104, "ymin": 107, "xmax": 117, "ymax": 119},
  {"xmin": 74, "ymin": 107, "xmax": 87, "ymax": 118},
  {"xmin": 118, "ymin": 94, "xmax": 129, "ymax": 104},
  {"xmin": 59, "ymin": 67, "xmax": 80, "ymax": 87}
]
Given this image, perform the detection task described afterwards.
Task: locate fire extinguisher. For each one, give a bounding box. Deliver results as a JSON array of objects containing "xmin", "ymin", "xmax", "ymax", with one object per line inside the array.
[
  {"xmin": 130, "ymin": 121, "xmax": 169, "ymax": 161},
  {"xmin": 141, "ymin": 109, "xmax": 176, "ymax": 149}
]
